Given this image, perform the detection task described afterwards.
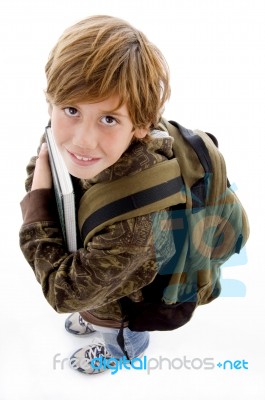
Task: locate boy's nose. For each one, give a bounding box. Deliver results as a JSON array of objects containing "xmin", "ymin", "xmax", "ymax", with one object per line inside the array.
[{"xmin": 72, "ymin": 125, "xmax": 97, "ymax": 149}]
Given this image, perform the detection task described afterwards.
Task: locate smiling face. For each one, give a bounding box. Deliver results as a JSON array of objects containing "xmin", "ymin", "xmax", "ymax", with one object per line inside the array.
[{"xmin": 50, "ymin": 96, "xmax": 148, "ymax": 179}]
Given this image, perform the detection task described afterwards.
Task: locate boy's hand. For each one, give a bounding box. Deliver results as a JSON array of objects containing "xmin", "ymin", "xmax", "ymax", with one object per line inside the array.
[{"xmin": 31, "ymin": 143, "xmax": 52, "ymax": 190}]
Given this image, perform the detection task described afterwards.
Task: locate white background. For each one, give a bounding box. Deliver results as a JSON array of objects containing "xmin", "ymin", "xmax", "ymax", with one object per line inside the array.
[{"xmin": 0, "ymin": 0, "xmax": 264, "ymax": 399}]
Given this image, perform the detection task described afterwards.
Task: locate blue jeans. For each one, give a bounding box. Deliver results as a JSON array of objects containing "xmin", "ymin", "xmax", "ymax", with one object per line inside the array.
[{"xmin": 94, "ymin": 326, "xmax": 150, "ymax": 359}]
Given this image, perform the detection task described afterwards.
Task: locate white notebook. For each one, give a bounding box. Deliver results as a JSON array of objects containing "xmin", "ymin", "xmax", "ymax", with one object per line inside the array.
[{"xmin": 45, "ymin": 126, "xmax": 77, "ymax": 252}]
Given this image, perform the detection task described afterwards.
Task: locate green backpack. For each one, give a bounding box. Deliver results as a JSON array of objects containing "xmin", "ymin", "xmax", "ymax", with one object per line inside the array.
[{"xmin": 78, "ymin": 119, "xmax": 249, "ymax": 332}]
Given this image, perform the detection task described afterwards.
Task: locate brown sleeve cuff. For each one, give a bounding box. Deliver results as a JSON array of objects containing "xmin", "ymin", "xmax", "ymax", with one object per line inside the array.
[{"xmin": 20, "ymin": 189, "xmax": 58, "ymax": 225}]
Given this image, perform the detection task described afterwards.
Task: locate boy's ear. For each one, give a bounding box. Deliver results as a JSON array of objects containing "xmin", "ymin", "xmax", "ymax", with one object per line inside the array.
[{"xmin": 133, "ymin": 127, "xmax": 149, "ymax": 139}]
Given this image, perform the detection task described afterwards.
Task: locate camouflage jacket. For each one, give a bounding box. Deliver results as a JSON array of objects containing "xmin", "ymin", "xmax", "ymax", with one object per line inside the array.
[{"xmin": 19, "ymin": 133, "xmax": 176, "ymax": 328}]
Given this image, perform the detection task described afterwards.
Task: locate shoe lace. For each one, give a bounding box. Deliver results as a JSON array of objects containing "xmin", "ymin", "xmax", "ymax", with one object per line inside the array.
[
  {"xmin": 78, "ymin": 315, "xmax": 94, "ymax": 333},
  {"xmin": 85, "ymin": 343, "xmax": 110, "ymax": 361},
  {"xmin": 78, "ymin": 315, "xmax": 86, "ymax": 327}
]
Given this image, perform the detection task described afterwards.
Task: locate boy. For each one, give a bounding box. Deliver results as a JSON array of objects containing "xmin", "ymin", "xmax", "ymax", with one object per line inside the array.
[{"xmin": 19, "ymin": 15, "xmax": 248, "ymax": 374}]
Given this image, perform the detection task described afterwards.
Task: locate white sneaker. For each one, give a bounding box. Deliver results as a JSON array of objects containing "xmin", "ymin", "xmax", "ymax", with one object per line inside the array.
[
  {"xmin": 69, "ymin": 343, "xmax": 114, "ymax": 374},
  {"xmin": 65, "ymin": 313, "xmax": 96, "ymax": 335}
]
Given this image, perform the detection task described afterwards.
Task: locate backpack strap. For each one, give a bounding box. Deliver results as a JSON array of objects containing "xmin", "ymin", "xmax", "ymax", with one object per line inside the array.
[
  {"xmin": 168, "ymin": 121, "xmax": 213, "ymax": 173},
  {"xmin": 78, "ymin": 158, "xmax": 186, "ymax": 246},
  {"xmin": 160, "ymin": 119, "xmax": 227, "ymax": 207}
]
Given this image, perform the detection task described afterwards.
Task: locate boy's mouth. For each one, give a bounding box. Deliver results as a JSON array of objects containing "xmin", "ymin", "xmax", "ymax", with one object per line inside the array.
[
  {"xmin": 74, "ymin": 154, "xmax": 93, "ymax": 161},
  {"xmin": 67, "ymin": 150, "xmax": 100, "ymax": 165}
]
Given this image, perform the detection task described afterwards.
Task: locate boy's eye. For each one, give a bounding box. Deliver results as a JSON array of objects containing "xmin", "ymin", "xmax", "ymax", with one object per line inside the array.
[
  {"xmin": 63, "ymin": 107, "xmax": 79, "ymax": 117},
  {"xmin": 101, "ymin": 116, "xmax": 118, "ymax": 126}
]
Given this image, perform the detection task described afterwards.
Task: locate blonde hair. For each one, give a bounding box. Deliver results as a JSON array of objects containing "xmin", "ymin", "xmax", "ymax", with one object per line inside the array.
[{"xmin": 45, "ymin": 15, "xmax": 170, "ymax": 129}]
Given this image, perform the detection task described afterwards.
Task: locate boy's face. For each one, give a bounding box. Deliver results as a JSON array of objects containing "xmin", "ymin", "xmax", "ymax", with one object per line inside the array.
[{"xmin": 50, "ymin": 96, "xmax": 148, "ymax": 179}]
